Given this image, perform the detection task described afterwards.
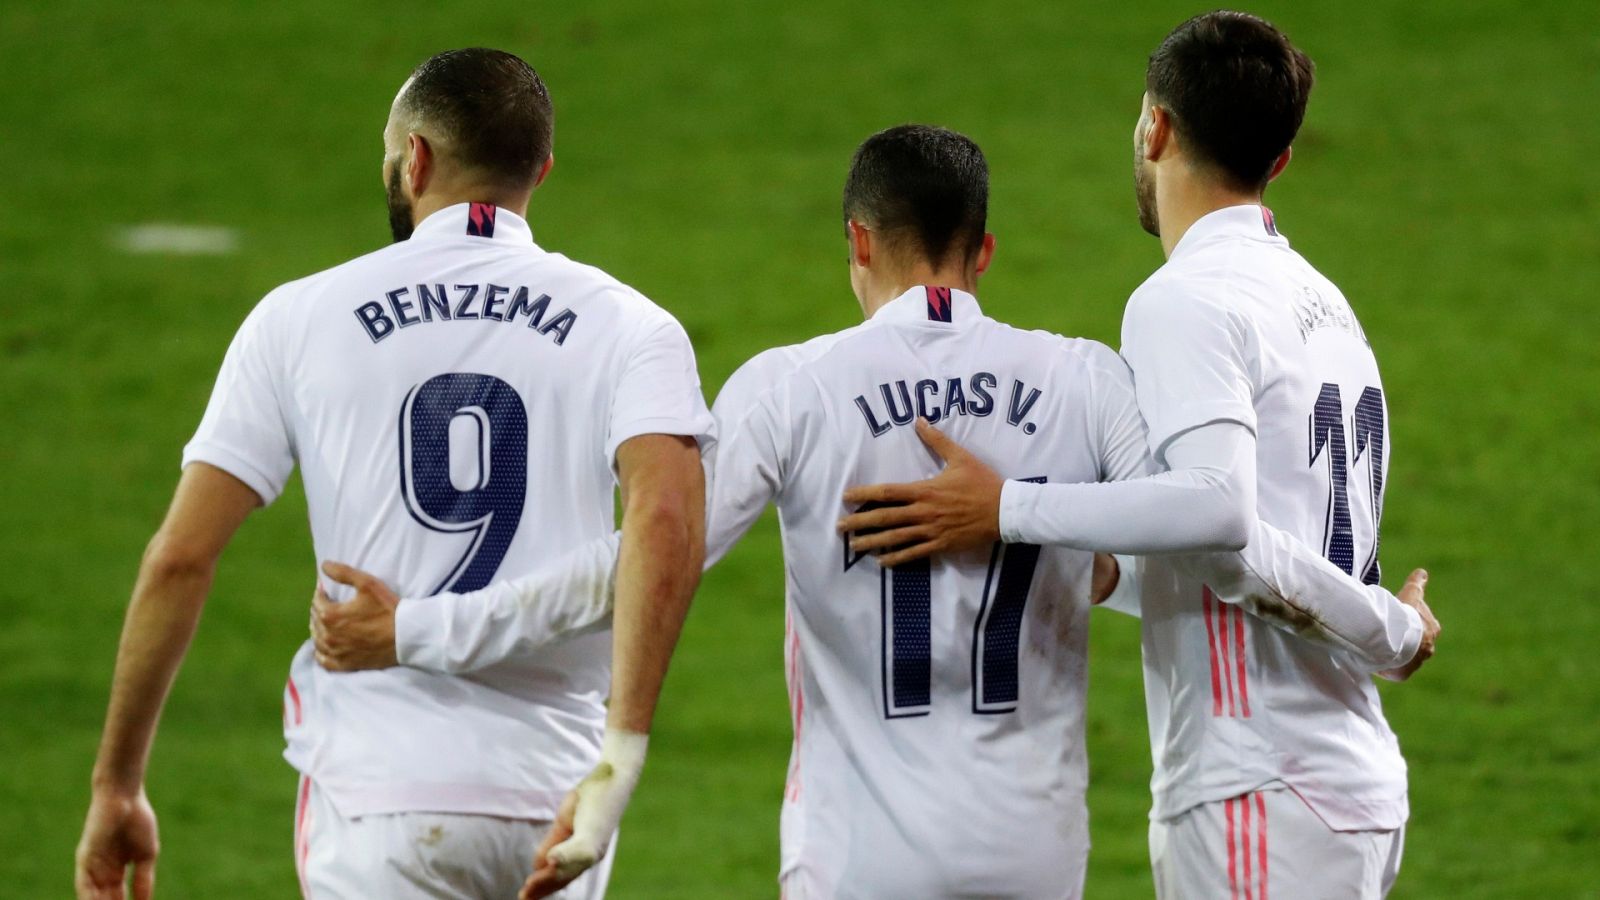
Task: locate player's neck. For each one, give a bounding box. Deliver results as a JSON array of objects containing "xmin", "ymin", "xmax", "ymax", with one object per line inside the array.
[
  {"xmin": 411, "ymin": 189, "xmax": 531, "ymax": 227},
  {"xmin": 1157, "ymin": 179, "xmax": 1263, "ymax": 258},
  {"xmin": 860, "ymin": 263, "xmax": 975, "ymax": 319}
]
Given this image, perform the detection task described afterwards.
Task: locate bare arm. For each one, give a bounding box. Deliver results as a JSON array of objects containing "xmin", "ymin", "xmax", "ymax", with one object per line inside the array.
[
  {"xmin": 607, "ymin": 432, "xmax": 707, "ymax": 731},
  {"xmin": 522, "ymin": 432, "xmax": 706, "ymax": 899},
  {"xmin": 77, "ymin": 463, "xmax": 260, "ymax": 900}
]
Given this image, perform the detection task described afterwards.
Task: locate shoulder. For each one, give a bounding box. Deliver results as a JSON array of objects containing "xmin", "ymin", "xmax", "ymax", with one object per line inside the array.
[{"xmin": 713, "ymin": 324, "xmax": 867, "ymax": 418}]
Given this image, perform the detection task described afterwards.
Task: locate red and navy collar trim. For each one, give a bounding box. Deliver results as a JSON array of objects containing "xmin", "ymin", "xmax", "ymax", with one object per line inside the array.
[
  {"xmin": 925, "ymin": 285, "xmax": 953, "ymax": 322},
  {"xmin": 466, "ymin": 202, "xmax": 497, "ymax": 237}
]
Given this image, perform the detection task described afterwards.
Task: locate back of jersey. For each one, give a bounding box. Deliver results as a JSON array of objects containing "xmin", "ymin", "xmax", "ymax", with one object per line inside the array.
[
  {"xmin": 709, "ymin": 287, "xmax": 1148, "ymax": 899},
  {"xmin": 1121, "ymin": 205, "xmax": 1404, "ymax": 831},
  {"xmin": 183, "ymin": 204, "xmax": 712, "ymax": 820}
]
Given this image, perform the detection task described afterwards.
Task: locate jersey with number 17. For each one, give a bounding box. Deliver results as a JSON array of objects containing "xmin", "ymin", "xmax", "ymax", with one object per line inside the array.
[
  {"xmin": 181, "ymin": 203, "xmax": 715, "ymax": 821},
  {"xmin": 705, "ymin": 287, "xmax": 1151, "ymax": 899}
]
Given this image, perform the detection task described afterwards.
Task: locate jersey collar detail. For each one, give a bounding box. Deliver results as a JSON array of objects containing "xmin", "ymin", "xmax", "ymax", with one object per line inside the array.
[
  {"xmin": 870, "ymin": 285, "xmax": 981, "ymax": 326},
  {"xmin": 410, "ymin": 203, "xmax": 535, "ymax": 245},
  {"xmin": 1169, "ymin": 204, "xmax": 1288, "ymax": 261}
]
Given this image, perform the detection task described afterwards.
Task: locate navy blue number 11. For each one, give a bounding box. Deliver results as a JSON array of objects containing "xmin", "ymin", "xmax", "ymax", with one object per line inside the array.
[
  {"xmin": 1309, "ymin": 383, "xmax": 1386, "ymax": 584},
  {"xmin": 400, "ymin": 373, "xmax": 528, "ymax": 594}
]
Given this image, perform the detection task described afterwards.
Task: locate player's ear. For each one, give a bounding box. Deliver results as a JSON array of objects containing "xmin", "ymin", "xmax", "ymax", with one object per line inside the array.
[
  {"xmin": 406, "ymin": 132, "xmax": 433, "ymax": 197},
  {"xmin": 1266, "ymin": 146, "xmax": 1292, "ymax": 183},
  {"xmin": 974, "ymin": 233, "xmax": 996, "ymax": 276},
  {"xmin": 847, "ymin": 220, "xmax": 872, "ymax": 268},
  {"xmin": 533, "ymin": 154, "xmax": 555, "ymax": 188},
  {"xmin": 1145, "ymin": 106, "xmax": 1172, "ymax": 162}
]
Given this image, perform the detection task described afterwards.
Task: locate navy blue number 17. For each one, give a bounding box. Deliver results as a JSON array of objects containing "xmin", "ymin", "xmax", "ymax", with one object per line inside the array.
[
  {"xmin": 1309, "ymin": 383, "xmax": 1386, "ymax": 584},
  {"xmin": 399, "ymin": 373, "xmax": 528, "ymax": 594},
  {"xmin": 861, "ymin": 476, "xmax": 1046, "ymax": 719}
]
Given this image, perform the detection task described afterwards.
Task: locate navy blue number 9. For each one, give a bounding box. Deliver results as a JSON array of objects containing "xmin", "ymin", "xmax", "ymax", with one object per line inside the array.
[{"xmin": 400, "ymin": 373, "xmax": 528, "ymax": 594}]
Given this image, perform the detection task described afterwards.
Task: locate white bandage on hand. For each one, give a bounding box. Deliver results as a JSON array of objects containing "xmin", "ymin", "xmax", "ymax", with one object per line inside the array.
[{"xmin": 547, "ymin": 729, "xmax": 649, "ymax": 879}]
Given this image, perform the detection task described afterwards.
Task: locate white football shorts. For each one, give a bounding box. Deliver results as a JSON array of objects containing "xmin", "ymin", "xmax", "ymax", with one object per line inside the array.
[
  {"xmin": 293, "ymin": 776, "xmax": 614, "ymax": 899},
  {"xmin": 1150, "ymin": 786, "xmax": 1403, "ymax": 900}
]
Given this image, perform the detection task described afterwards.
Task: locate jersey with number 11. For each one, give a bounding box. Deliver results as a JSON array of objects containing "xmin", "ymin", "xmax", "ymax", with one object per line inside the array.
[
  {"xmin": 705, "ymin": 286, "xmax": 1151, "ymax": 899},
  {"xmin": 182, "ymin": 203, "xmax": 714, "ymax": 821}
]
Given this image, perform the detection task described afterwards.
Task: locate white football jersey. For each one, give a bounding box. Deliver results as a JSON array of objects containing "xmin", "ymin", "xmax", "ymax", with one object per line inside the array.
[
  {"xmin": 1119, "ymin": 205, "xmax": 1406, "ymax": 830},
  {"xmin": 705, "ymin": 286, "xmax": 1149, "ymax": 899},
  {"xmin": 182, "ymin": 203, "xmax": 714, "ymax": 820}
]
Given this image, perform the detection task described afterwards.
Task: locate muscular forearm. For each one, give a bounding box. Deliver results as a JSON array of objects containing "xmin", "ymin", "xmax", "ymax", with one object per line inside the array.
[
  {"xmin": 91, "ymin": 549, "xmax": 214, "ymax": 792},
  {"xmin": 608, "ymin": 496, "xmax": 703, "ymax": 733}
]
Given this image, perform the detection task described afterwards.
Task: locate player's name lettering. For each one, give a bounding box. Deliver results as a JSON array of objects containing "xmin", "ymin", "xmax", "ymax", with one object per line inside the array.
[
  {"xmin": 1293, "ymin": 284, "xmax": 1366, "ymax": 344},
  {"xmin": 853, "ymin": 372, "xmax": 1043, "ymax": 438},
  {"xmin": 354, "ymin": 283, "xmax": 578, "ymax": 346}
]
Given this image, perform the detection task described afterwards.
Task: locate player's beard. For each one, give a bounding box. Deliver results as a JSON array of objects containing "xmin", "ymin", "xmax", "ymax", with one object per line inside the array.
[
  {"xmin": 1134, "ymin": 152, "xmax": 1159, "ymax": 237},
  {"xmin": 386, "ymin": 164, "xmax": 415, "ymax": 243}
]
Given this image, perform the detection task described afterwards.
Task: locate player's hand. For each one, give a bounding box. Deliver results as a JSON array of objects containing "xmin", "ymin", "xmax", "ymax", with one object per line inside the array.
[
  {"xmin": 312, "ymin": 561, "xmax": 400, "ymax": 671},
  {"xmin": 75, "ymin": 788, "xmax": 158, "ymax": 900},
  {"xmin": 1379, "ymin": 569, "xmax": 1440, "ymax": 682},
  {"xmin": 520, "ymin": 729, "xmax": 648, "ymax": 899},
  {"xmin": 837, "ymin": 418, "xmax": 1004, "ymax": 567},
  {"xmin": 521, "ymin": 790, "xmax": 579, "ymax": 899},
  {"xmin": 1091, "ymin": 553, "xmax": 1120, "ymax": 605}
]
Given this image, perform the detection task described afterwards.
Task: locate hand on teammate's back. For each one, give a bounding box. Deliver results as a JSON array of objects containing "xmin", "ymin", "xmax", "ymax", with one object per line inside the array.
[
  {"xmin": 838, "ymin": 418, "xmax": 1004, "ymax": 567},
  {"xmin": 75, "ymin": 788, "xmax": 158, "ymax": 900},
  {"xmin": 311, "ymin": 562, "xmax": 400, "ymax": 671},
  {"xmin": 1379, "ymin": 569, "xmax": 1440, "ymax": 682}
]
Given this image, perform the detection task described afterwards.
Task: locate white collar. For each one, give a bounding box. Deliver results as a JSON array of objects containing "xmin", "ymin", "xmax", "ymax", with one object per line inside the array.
[
  {"xmin": 1169, "ymin": 204, "xmax": 1287, "ymax": 261},
  {"xmin": 868, "ymin": 285, "xmax": 982, "ymax": 326},
  {"xmin": 410, "ymin": 202, "xmax": 535, "ymax": 245}
]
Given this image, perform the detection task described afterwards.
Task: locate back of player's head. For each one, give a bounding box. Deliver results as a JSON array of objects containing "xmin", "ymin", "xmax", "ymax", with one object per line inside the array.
[
  {"xmin": 1146, "ymin": 11, "xmax": 1314, "ymax": 193},
  {"xmin": 397, "ymin": 48, "xmax": 554, "ymax": 190},
  {"xmin": 843, "ymin": 125, "xmax": 989, "ymax": 267}
]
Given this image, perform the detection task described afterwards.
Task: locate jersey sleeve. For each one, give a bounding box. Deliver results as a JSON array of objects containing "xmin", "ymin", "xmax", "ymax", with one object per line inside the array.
[
  {"xmin": 394, "ymin": 532, "xmax": 621, "ymax": 675},
  {"xmin": 181, "ymin": 297, "xmax": 295, "ymax": 505},
  {"xmin": 1089, "ymin": 347, "xmax": 1158, "ymax": 483},
  {"xmin": 1179, "ymin": 521, "xmax": 1424, "ymax": 672},
  {"xmin": 1120, "ymin": 277, "xmax": 1257, "ymax": 466},
  {"xmin": 704, "ymin": 351, "xmax": 794, "ymax": 567},
  {"xmin": 605, "ymin": 310, "xmax": 717, "ymax": 466}
]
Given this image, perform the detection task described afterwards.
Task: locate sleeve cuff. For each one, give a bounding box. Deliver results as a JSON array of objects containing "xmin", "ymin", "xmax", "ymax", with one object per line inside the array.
[
  {"xmin": 606, "ymin": 415, "xmax": 718, "ymax": 471},
  {"xmin": 998, "ymin": 478, "xmax": 1038, "ymax": 544},
  {"xmin": 1098, "ymin": 554, "xmax": 1143, "ymax": 618},
  {"xmin": 181, "ymin": 442, "xmax": 285, "ymax": 505},
  {"xmin": 1392, "ymin": 598, "xmax": 1425, "ymax": 670},
  {"xmin": 394, "ymin": 597, "xmax": 453, "ymax": 674}
]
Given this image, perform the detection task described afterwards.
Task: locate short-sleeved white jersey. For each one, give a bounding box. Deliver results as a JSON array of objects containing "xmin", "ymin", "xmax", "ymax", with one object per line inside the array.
[
  {"xmin": 706, "ymin": 286, "xmax": 1149, "ymax": 898},
  {"xmin": 182, "ymin": 203, "xmax": 714, "ymax": 820},
  {"xmin": 1119, "ymin": 205, "xmax": 1405, "ymax": 830}
]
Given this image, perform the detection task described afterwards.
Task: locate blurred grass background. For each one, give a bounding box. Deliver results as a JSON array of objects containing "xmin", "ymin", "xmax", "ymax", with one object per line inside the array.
[{"xmin": 2, "ymin": 0, "xmax": 1597, "ymax": 896}]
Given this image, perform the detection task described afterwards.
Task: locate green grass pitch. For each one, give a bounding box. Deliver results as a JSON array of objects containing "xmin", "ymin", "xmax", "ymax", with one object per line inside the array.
[{"xmin": 2, "ymin": 1, "xmax": 1597, "ymax": 896}]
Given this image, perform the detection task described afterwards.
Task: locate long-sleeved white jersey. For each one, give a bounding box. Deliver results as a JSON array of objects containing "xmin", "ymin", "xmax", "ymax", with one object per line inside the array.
[{"xmin": 1002, "ymin": 205, "xmax": 1416, "ymax": 831}]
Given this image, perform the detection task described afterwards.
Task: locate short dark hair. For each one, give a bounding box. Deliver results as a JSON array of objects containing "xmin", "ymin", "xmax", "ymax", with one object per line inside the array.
[
  {"xmin": 842, "ymin": 125, "xmax": 989, "ymax": 265},
  {"xmin": 1146, "ymin": 11, "xmax": 1314, "ymax": 192},
  {"xmin": 398, "ymin": 48, "xmax": 554, "ymax": 189}
]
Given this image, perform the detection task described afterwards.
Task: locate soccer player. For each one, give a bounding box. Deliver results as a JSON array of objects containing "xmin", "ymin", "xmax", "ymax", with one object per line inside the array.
[
  {"xmin": 838, "ymin": 12, "xmax": 1441, "ymax": 899},
  {"xmin": 323, "ymin": 124, "xmax": 1143, "ymax": 897},
  {"xmin": 73, "ymin": 48, "xmax": 712, "ymax": 900},
  {"xmin": 319, "ymin": 121, "xmax": 1426, "ymax": 899}
]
